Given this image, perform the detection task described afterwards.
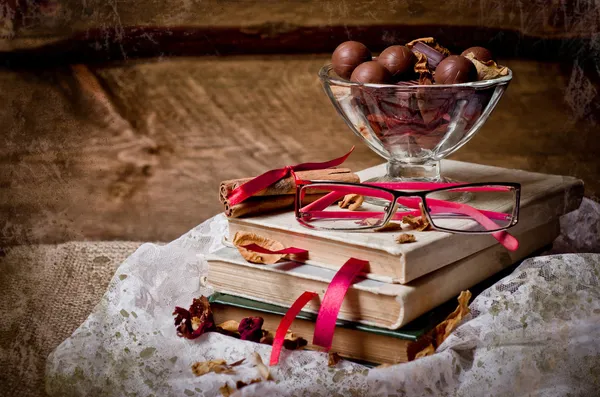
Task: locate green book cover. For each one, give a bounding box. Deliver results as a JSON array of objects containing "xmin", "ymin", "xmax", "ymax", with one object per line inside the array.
[
  {"xmin": 209, "ymin": 292, "xmax": 455, "ymax": 341},
  {"xmin": 208, "ymin": 258, "xmax": 526, "ymax": 341}
]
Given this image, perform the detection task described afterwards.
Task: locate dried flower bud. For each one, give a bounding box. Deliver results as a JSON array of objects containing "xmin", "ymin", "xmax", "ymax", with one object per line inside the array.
[
  {"xmin": 173, "ymin": 296, "xmax": 215, "ymax": 339},
  {"xmin": 238, "ymin": 317, "xmax": 264, "ymax": 342}
]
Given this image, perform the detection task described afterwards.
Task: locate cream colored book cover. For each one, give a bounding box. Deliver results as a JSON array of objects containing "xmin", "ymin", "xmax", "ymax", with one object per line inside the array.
[
  {"xmin": 209, "ymin": 220, "xmax": 559, "ymax": 330},
  {"xmin": 229, "ymin": 160, "xmax": 582, "ymax": 283}
]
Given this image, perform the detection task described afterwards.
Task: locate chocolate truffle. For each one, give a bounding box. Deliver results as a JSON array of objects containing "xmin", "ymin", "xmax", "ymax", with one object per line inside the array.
[
  {"xmin": 376, "ymin": 45, "xmax": 416, "ymax": 80},
  {"xmin": 350, "ymin": 61, "xmax": 393, "ymax": 84},
  {"xmin": 434, "ymin": 55, "xmax": 478, "ymax": 84},
  {"xmin": 331, "ymin": 41, "xmax": 372, "ymax": 80},
  {"xmin": 461, "ymin": 46, "xmax": 494, "ymax": 63}
]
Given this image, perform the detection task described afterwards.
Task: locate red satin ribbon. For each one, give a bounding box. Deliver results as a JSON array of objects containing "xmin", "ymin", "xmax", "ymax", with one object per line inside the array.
[
  {"xmin": 312, "ymin": 258, "xmax": 368, "ymax": 350},
  {"xmin": 241, "ymin": 244, "xmax": 308, "ymax": 256},
  {"xmin": 226, "ymin": 147, "xmax": 355, "ymax": 206},
  {"xmin": 269, "ymin": 291, "xmax": 318, "ymax": 366}
]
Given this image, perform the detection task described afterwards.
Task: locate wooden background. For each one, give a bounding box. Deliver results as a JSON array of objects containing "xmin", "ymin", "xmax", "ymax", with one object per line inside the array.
[{"xmin": 1, "ymin": 0, "xmax": 599, "ymax": 246}]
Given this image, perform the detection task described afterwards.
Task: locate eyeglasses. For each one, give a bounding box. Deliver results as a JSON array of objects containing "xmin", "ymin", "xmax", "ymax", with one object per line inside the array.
[{"xmin": 294, "ymin": 180, "xmax": 520, "ymax": 248}]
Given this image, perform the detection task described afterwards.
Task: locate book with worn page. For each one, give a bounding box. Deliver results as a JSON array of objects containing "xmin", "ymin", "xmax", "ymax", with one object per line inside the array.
[
  {"xmin": 228, "ymin": 161, "xmax": 583, "ymax": 283},
  {"xmin": 209, "ymin": 292, "xmax": 445, "ymax": 364},
  {"xmin": 208, "ymin": 219, "xmax": 559, "ymax": 330}
]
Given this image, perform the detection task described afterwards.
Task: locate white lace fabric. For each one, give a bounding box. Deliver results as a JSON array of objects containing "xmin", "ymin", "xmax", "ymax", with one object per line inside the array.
[{"xmin": 46, "ymin": 199, "xmax": 600, "ymax": 396}]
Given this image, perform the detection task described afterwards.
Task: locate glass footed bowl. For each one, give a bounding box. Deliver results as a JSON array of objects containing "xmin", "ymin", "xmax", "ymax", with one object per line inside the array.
[{"xmin": 319, "ymin": 64, "xmax": 512, "ymax": 183}]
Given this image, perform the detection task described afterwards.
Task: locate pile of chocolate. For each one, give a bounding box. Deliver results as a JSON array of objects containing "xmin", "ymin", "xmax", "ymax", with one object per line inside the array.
[{"xmin": 331, "ymin": 37, "xmax": 507, "ymax": 85}]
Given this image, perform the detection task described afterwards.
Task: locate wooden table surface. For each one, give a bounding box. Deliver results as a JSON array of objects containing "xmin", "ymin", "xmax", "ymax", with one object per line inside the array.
[
  {"xmin": 1, "ymin": 54, "xmax": 598, "ymax": 246},
  {"xmin": 1, "ymin": 0, "xmax": 599, "ymax": 246}
]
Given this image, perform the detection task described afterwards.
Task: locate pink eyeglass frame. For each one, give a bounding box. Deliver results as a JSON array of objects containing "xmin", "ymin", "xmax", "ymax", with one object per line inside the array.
[{"xmin": 293, "ymin": 180, "xmax": 521, "ymax": 251}]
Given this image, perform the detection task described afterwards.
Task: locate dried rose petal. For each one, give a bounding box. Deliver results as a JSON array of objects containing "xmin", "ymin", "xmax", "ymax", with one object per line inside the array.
[
  {"xmin": 358, "ymin": 217, "xmax": 383, "ymax": 226},
  {"xmin": 173, "ymin": 296, "xmax": 215, "ymax": 339},
  {"xmin": 238, "ymin": 316, "xmax": 264, "ymax": 342},
  {"xmin": 374, "ymin": 222, "xmax": 402, "ymax": 232}
]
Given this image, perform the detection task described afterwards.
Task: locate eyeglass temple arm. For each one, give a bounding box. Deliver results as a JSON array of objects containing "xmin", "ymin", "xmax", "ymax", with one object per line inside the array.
[
  {"xmin": 364, "ymin": 182, "xmax": 514, "ymax": 192},
  {"xmin": 416, "ymin": 197, "xmax": 519, "ymax": 251}
]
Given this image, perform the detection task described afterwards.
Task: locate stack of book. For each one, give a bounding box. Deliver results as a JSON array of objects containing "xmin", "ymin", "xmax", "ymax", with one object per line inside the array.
[{"xmin": 207, "ymin": 160, "xmax": 583, "ymax": 364}]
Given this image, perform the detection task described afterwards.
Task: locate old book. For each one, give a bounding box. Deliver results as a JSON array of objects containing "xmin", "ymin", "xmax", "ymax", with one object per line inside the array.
[
  {"xmin": 209, "ymin": 292, "xmax": 443, "ymax": 364},
  {"xmin": 208, "ymin": 220, "xmax": 559, "ymax": 330},
  {"xmin": 228, "ymin": 160, "xmax": 583, "ymax": 283}
]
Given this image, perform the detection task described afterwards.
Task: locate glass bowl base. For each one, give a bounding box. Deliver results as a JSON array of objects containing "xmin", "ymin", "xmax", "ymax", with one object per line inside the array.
[{"xmin": 363, "ymin": 173, "xmax": 472, "ymax": 207}]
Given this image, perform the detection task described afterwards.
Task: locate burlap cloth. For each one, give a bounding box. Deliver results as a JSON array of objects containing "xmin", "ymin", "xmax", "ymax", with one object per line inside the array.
[{"xmin": 0, "ymin": 242, "xmax": 143, "ymax": 397}]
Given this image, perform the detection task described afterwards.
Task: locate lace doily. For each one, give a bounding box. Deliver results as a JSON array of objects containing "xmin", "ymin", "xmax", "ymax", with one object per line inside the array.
[{"xmin": 46, "ymin": 199, "xmax": 600, "ymax": 396}]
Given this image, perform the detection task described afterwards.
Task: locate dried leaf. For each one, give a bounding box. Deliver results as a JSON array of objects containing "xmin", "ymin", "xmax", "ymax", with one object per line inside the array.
[
  {"xmin": 260, "ymin": 329, "xmax": 274, "ymax": 345},
  {"xmin": 412, "ymin": 51, "xmax": 430, "ymax": 75},
  {"xmin": 258, "ymin": 329, "xmax": 307, "ymax": 349},
  {"xmin": 339, "ymin": 194, "xmax": 364, "ymax": 211},
  {"xmin": 217, "ymin": 320, "xmax": 240, "ymax": 333},
  {"xmin": 434, "ymin": 290, "xmax": 472, "ymax": 347},
  {"xmin": 229, "ymin": 358, "xmax": 246, "ymax": 367},
  {"xmin": 282, "ymin": 330, "xmax": 308, "ymax": 350},
  {"xmin": 191, "ymin": 357, "xmax": 246, "ymax": 377},
  {"xmin": 233, "ymin": 231, "xmax": 286, "ymax": 264},
  {"xmin": 192, "ymin": 359, "xmax": 234, "ymax": 376},
  {"xmin": 411, "ymin": 51, "xmax": 433, "ymax": 85},
  {"xmin": 253, "ymin": 352, "xmax": 273, "ymax": 380},
  {"xmin": 236, "ymin": 378, "xmax": 262, "ymax": 389},
  {"xmin": 396, "ymin": 233, "xmax": 416, "ymax": 244},
  {"xmin": 464, "ymin": 53, "xmax": 509, "ymax": 81},
  {"xmin": 415, "ymin": 343, "xmax": 435, "ymax": 359},
  {"xmin": 219, "ymin": 383, "xmax": 235, "ymax": 397},
  {"xmin": 401, "ymin": 215, "xmax": 422, "ymax": 228},
  {"xmin": 374, "ymin": 222, "xmax": 402, "ymax": 232},
  {"xmin": 415, "ymin": 222, "xmax": 432, "ymax": 232},
  {"xmin": 417, "ymin": 202, "xmax": 433, "ymax": 231},
  {"xmin": 328, "ymin": 352, "xmax": 342, "ymax": 367}
]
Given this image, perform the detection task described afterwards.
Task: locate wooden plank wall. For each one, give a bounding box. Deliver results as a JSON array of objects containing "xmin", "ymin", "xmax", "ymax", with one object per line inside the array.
[{"xmin": 1, "ymin": 1, "xmax": 599, "ymax": 246}]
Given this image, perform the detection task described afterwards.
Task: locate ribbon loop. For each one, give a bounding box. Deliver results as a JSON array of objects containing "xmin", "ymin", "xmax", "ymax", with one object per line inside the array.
[
  {"xmin": 269, "ymin": 291, "xmax": 318, "ymax": 366},
  {"xmin": 312, "ymin": 258, "xmax": 368, "ymax": 350}
]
